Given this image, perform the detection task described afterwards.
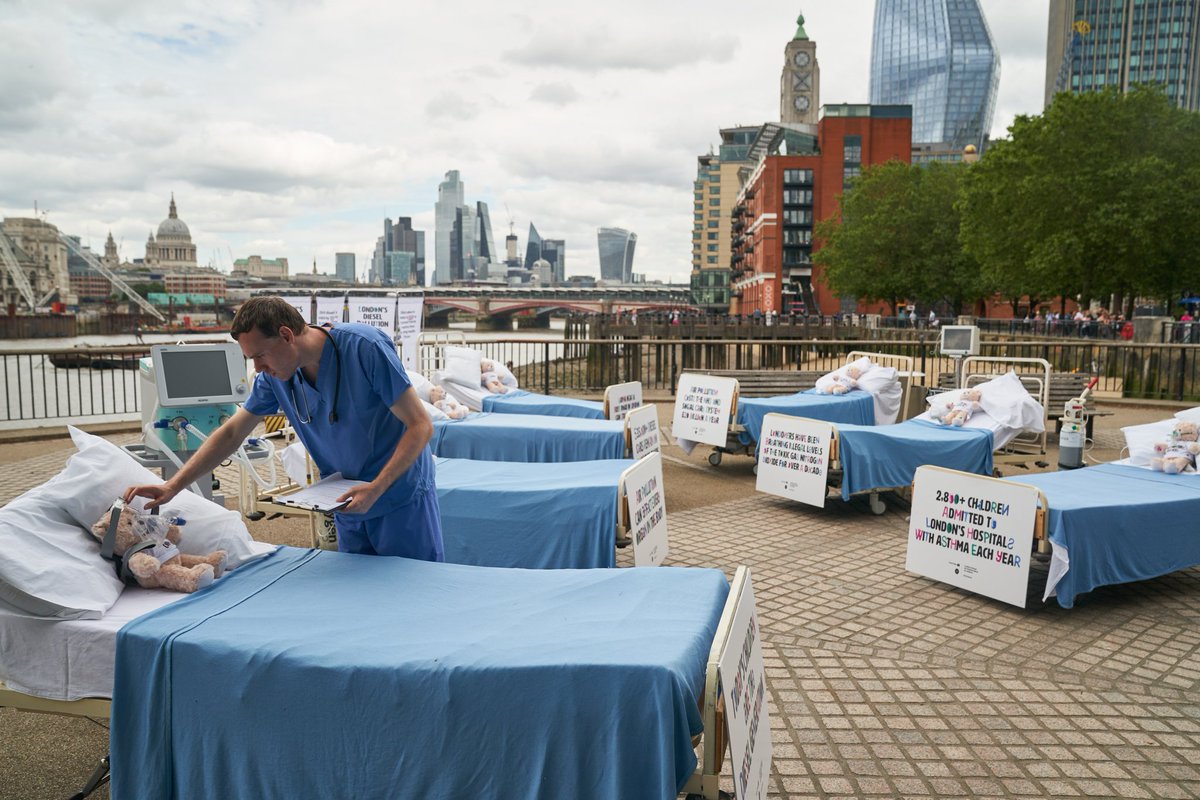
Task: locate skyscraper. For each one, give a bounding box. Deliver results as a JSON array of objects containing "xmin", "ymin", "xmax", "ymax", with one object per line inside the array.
[
  {"xmin": 434, "ymin": 170, "xmax": 464, "ymax": 285},
  {"xmin": 523, "ymin": 222, "xmax": 543, "ymax": 271},
  {"xmin": 1046, "ymin": 0, "xmax": 1200, "ymax": 110},
  {"xmin": 870, "ymin": 0, "xmax": 1000, "ymax": 152},
  {"xmin": 335, "ymin": 252, "xmax": 356, "ymax": 284},
  {"xmin": 597, "ymin": 228, "xmax": 637, "ymax": 284}
]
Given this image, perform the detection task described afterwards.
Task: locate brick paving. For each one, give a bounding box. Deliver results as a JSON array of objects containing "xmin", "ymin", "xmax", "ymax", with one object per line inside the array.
[{"xmin": 4, "ymin": 413, "xmax": 1200, "ymax": 798}]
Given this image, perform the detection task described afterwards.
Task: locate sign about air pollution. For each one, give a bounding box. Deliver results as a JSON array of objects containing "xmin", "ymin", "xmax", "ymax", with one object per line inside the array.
[
  {"xmin": 620, "ymin": 452, "xmax": 667, "ymax": 567},
  {"xmin": 624, "ymin": 404, "xmax": 661, "ymax": 460},
  {"xmin": 605, "ymin": 381, "xmax": 644, "ymax": 421},
  {"xmin": 348, "ymin": 296, "xmax": 396, "ymax": 340},
  {"xmin": 315, "ymin": 296, "xmax": 344, "ymax": 328},
  {"xmin": 277, "ymin": 295, "xmax": 311, "ymax": 324},
  {"xmin": 906, "ymin": 466, "xmax": 1039, "ymax": 608},
  {"xmin": 718, "ymin": 570, "xmax": 772, "ymax": 800},
  {"xmin": 394, "ymin": 296, "xmax": 424, "ymax": 370},
  {"xmin": 671, "ymin": 374, "xmax": 737, "ymax": 447},
  {"xmin": 755, "ymin": 413, "xmax": 832, "ymax": 508}
]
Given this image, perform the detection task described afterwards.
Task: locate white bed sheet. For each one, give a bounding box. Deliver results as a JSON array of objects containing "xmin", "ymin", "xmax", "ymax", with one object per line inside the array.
[
  {"xmin": 437, "ymin": 376, "xmax": 490, "ymax": 411},
  {"xmin": 0, "ymin": 587, "xmax": 183, "ymax": 701},
  {"xmin": 915, "ymin": 408, "xmax": 1024, "ymax": 450}
]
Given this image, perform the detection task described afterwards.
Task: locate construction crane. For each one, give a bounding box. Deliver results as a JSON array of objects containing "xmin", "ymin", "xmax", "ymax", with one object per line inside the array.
[
  {"xmin": 1054, "ymin": 20, "xmax": 1092, "ymax": 95},
  {"xmin": 57, "ymin": 232, "xmax": 166, "ymax": 322},
  {"xmin": 0, "ymin": 228, "xmax": 38, "ymax": 311}
]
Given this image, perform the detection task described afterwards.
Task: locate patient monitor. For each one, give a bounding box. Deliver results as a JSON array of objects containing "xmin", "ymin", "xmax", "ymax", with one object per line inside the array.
[
  {"xmin": 140, "ymin": 343, "xmax": 250, "ymax": 454},
  {"xmin": 939, "ymin": 325, "xmax": 980, "ymax": 357}
]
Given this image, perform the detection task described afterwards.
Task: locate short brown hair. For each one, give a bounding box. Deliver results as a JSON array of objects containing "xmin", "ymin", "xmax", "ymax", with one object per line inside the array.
[{"xmin": 230, "ymin": 297, "xmax": 308, "ymax": 341}]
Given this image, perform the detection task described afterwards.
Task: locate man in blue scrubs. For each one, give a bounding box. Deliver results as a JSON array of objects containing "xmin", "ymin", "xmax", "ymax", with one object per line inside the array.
[{"xmin": 124, "ymin": 297, "xmax": 443, "ymax": 561}]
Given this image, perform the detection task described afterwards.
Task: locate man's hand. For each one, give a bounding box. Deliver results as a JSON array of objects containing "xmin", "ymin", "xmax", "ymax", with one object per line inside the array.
[
  {"xmin": 123, "ymin": 482, "xmax": 179, "ymax": 510},
  {"xmin": 336, "ymin": 481, "xmax": 385, "ymax": 515}
]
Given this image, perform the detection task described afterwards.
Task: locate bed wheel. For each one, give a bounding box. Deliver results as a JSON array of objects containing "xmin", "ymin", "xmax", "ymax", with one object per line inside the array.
[
  {"xmin": 751, "ymin": 462, "xmax": 758, "ymax": 475},
  {"xmin": 708, "ymin": 451, "xmax": 722, "ymax": 467},
  {"xmin": 868, "ymin": 492, "xmax": 886, "ymax": 516}
]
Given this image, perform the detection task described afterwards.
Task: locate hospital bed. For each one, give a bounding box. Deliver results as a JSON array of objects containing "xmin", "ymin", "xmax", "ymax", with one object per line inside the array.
[
  {"xmin": 703, "ymin": 351, "xmax": 911, "ymax": 467},
  {"xmin": 430, "ymin": 410, "xmax": 630, "ymax": 462},
  {"xmin": 480, "ymin": 381, "xmax": 642, "ymax": 421},
  {"xmin": 760, "ymin": 357, "xmax": 1050, "ymax": 514},
  {"xmin": 910, "ymin": 462, "xmax": 1200, "ymax": 609},
  {"xmin": 0, "ymin": 552, "xmax": 756, "ymax": 800}
]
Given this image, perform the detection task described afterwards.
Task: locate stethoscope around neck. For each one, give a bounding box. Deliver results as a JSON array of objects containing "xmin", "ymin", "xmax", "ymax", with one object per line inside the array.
[{"xmin": 290, "ymin": 325, "xmax": 342, "ymax": 424}]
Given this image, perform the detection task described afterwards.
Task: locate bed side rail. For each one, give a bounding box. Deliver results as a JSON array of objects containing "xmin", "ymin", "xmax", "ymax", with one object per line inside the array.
[
  {"xmin": 962, "ymin": 356, "xmax": 1052, "ymax": 459},
  {"xmin": 0, "ymin": 681, "xmax": 111, "ymax": 719},
  {"xmin": 683, "ymin": 564, "xmax": 748, "ymax": 799}
]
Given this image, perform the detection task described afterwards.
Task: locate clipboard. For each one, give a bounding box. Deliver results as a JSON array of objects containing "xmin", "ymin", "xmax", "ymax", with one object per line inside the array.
[{"xmin": 272, "ymin": 472, "xmax": 366, "ymax": 513}]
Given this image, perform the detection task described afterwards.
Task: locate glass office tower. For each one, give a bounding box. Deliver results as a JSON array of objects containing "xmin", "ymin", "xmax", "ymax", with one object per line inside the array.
[
  {"xmin": 1046, "ymin": 0, "xmax": 1200, "ymax": 111},
  {"xmin": 870, "ymin": 0, "xmax": 1000, "ymax": 150},
  {"xmin": 597, "ymin": 228, "xmax": 637, "ymax": 284}
]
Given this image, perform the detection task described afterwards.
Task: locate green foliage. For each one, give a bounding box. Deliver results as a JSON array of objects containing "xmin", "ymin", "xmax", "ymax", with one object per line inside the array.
[
  {"xmin": 128, "ymin": 281, "xmax": 165, "ymax": 298},
  {"xmin": 815, "ymin": 160, "xmax": 985, "ymax": 313},
  {"xmin": 960, "ymin": 86, "xmax": 1200, "ymax": 310}
]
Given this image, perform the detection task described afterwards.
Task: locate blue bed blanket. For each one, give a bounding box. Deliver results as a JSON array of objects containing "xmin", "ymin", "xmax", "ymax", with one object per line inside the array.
[
  {"xmin": 437, "ymin": 457, "xmax": 631, "ymax": 569},
  {"xmin": 483, "ymin": 389, "xmax": 606, "ymax": 419},
  {"xmin": 111, "ymin": 547, "xmax": 729, "ymax": 800},
  {"xmin": 837, "ymin": 418, "xmax": 994, "ymax": 500},
  {"xmin": 430, "ymin": 412, "xmax": 626, "ymax": 462},
  {"xmin": 737, "ymin": 389, "xmax": 874, "ymax": 448},
  {"xmin": 1010, "ymin": 464, "xmax": 1200, "ymax": 608}
]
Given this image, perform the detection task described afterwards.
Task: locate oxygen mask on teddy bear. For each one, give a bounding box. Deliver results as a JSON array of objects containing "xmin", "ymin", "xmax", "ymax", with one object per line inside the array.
[
  {"xmin": 482, "ymin": 371, "xmax": 509, "ymax": 395},
  {"xmin": 816, "ymin": 365, "xmax": 867, "ymax": 395},
  {"xmin": 1152, "ymin": 420, "xmax": 1200, "ymax": 474},
  {"xmin": 934, "ymin": 388, "xmax": 982, "ymax": 427},
  {"xmin": 91, "ymin": 501, "xmax": 227, "ymax": 593}
]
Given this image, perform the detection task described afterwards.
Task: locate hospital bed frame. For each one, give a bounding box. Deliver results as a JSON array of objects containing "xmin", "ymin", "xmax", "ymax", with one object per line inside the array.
[
  {"xmin": 810, "ymin": 356, "xmax": 1052, "ymax": 515},
  {"xmin": 705, "ymin": 350, "xmax": 914, "ymax": 468},
  {"xmin": 1, "ymin": 565, "xmax": 752, "ymax": 800}
]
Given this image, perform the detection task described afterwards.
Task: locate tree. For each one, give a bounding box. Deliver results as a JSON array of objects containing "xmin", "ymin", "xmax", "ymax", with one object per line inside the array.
[
  {"xmin": 960, "ymin": 86, "xmax": 1200, "ymax": 315},
  {"xmin": 815, "ymin": 160, "xmax": 986, "ymax": 314}
]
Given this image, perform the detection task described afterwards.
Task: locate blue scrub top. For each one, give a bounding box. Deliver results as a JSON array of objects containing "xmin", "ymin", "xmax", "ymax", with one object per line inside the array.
[{"xmin": 244, "ymin": 323, "xmax": 434, "ymax": 519}]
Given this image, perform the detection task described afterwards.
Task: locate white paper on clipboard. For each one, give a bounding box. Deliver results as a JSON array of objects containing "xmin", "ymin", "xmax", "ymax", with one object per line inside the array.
[{"xmin": 272, "ymin": 472, "xmax": 365, "ymax": 512}]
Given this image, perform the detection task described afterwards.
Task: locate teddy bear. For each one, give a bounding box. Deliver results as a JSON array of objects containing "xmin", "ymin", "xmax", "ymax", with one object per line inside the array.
[
  {"xmin": 1151, "ymin": 420, "xmax": 1200, "ymax": 474},
  {"xmin": 815, "ymin": 364, "xmax": 869, "ymax": 395},
  {"xmin": 90, "ymin": 502, "xmax": 227, "ymax": 593},
  {"xmin": 482, "ymin": 371, "xmax": 509, "ymax": 395},
  {"xmin": 481, "ymin": 359, "xmax": 518, "ymax": 389},
  {"xmin": 934, "ymin": 388, "xmax": 983, "ymax": 427},
  {"xmin": 428, "ymin": 385, "xmax": 470, "ymax": 419}
]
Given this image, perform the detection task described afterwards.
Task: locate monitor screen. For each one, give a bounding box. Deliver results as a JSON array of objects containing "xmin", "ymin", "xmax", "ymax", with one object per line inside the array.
[
  {"xmin": 160, "ymin": 349, "xmax": 233, "ymax": 399},
  {"xmin": 943, "ymin": 328, "xmax": 974, "ymax": 352}
]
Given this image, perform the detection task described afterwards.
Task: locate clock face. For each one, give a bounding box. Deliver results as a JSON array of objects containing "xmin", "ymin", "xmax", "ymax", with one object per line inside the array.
[
  {"xmin": 794, "ymin": 95, "xmax": 810, "ymax": 113},
  {"xmin": 793, "ymin": 50, "xmax": 811, "ymax": 68}
]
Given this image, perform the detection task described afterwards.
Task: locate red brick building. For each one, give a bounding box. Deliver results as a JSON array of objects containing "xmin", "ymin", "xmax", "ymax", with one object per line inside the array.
[{"xmin": 731, "ymin": 105, "xmax": 912, "ymax": 316}]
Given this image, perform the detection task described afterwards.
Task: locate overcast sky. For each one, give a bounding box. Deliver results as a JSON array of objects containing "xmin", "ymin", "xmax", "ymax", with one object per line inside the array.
[{"xmin": 0, "ymin": 0, "xmax": 1048, "ymax": 285}]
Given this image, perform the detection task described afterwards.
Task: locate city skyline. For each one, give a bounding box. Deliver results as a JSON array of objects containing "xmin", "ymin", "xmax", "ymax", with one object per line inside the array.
[{"xmin": 0, "ymin": 1, "xmax": 1048, "ymax": 285}]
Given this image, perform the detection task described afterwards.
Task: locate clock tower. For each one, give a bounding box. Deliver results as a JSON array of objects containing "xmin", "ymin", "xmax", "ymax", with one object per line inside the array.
[{"xmin": 780, "ymin": 12, "xmax": 819, "ymax": 125}]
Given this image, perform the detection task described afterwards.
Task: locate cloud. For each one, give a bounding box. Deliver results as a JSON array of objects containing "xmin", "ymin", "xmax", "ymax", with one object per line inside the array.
[
  {"xmin": 504, "ymin": 27, "xmax": 738, "ymax": 72},
  {"xmin": 529, "ymin": 82, "xmax": 579, "ymax": 106},
  {"xmin": 425, "ymin": 91, "xmax": 480, "ymax": 122}
]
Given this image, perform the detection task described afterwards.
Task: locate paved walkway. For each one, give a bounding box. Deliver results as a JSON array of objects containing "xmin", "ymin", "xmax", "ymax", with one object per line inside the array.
[{"xmin": 3, "ymin": 403, "xmax": 1199, "ymax": 799}]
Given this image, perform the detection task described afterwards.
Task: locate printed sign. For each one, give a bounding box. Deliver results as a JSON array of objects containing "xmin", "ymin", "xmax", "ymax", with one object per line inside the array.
[
  {"xmin": 395, "ymin": 296, "xmax": 424, "ymax": 370},
  {"xmin": 906, "ymin": 466, "xmax": 1038, "ymax": 608},
  {"xmin": 624, "ymin": 404, "xmax": 661, "ymax": 459},
  {"xmin": 277, "ymin": 294, "xmax": 312, "ymax": 324},
  {"xmin": 315, "ymin": 295, "xmax": 345, "ymax": 328},
  {"xmin": 717, "ymin": 571, "xmax": 772, "ymax": 800},
  {"xmin": 755, "ymin": 413, "xmax": 832, "ymax": 508},
  {"xmin": 672, "ymin": 374, "xmax": 737, "ymax": 447},
  {"xmin": 620, "ymin": 452, "xmax": 668, "ymax": 567},
  {"xmin": 348, "ymin": 296, "xmax": 396, "ymax": 340},
  {"xmin": 605, "ymin": 381, "xmax": 644, "ymax": 421}
]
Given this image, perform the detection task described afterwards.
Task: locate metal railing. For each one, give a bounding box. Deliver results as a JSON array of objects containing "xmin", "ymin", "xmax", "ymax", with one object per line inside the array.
[{"xmin": 5, "ymin": 337, "xmax": 1200, "ymax": 428}]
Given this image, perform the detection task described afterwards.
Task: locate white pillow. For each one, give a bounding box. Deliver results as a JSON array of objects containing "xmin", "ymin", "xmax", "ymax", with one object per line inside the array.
[
  {"xmin": 422, "ymin": 399, "xmax": 449, "ymax": 421},
  {"xmin": 1175, "ymin": 406, "xmax": 1200, "ymax": 425},
  {"xmin": 927, "ymin": 371, "xmax": 1043, "ymax": 431},
  {"xmin": 61, "ymin": 427, "xmax": 275, "ymax": 569},
  {"xmin": 442, "ymin": 346, "xmax": 482, "ymax": 388},
  {"xmin": 1122, "ymin": 419, "xmax": 1180, "ymax": 466},
  {"xmin": 0, "ymin": 474, "xmax": 124, "ymax": 619}
]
